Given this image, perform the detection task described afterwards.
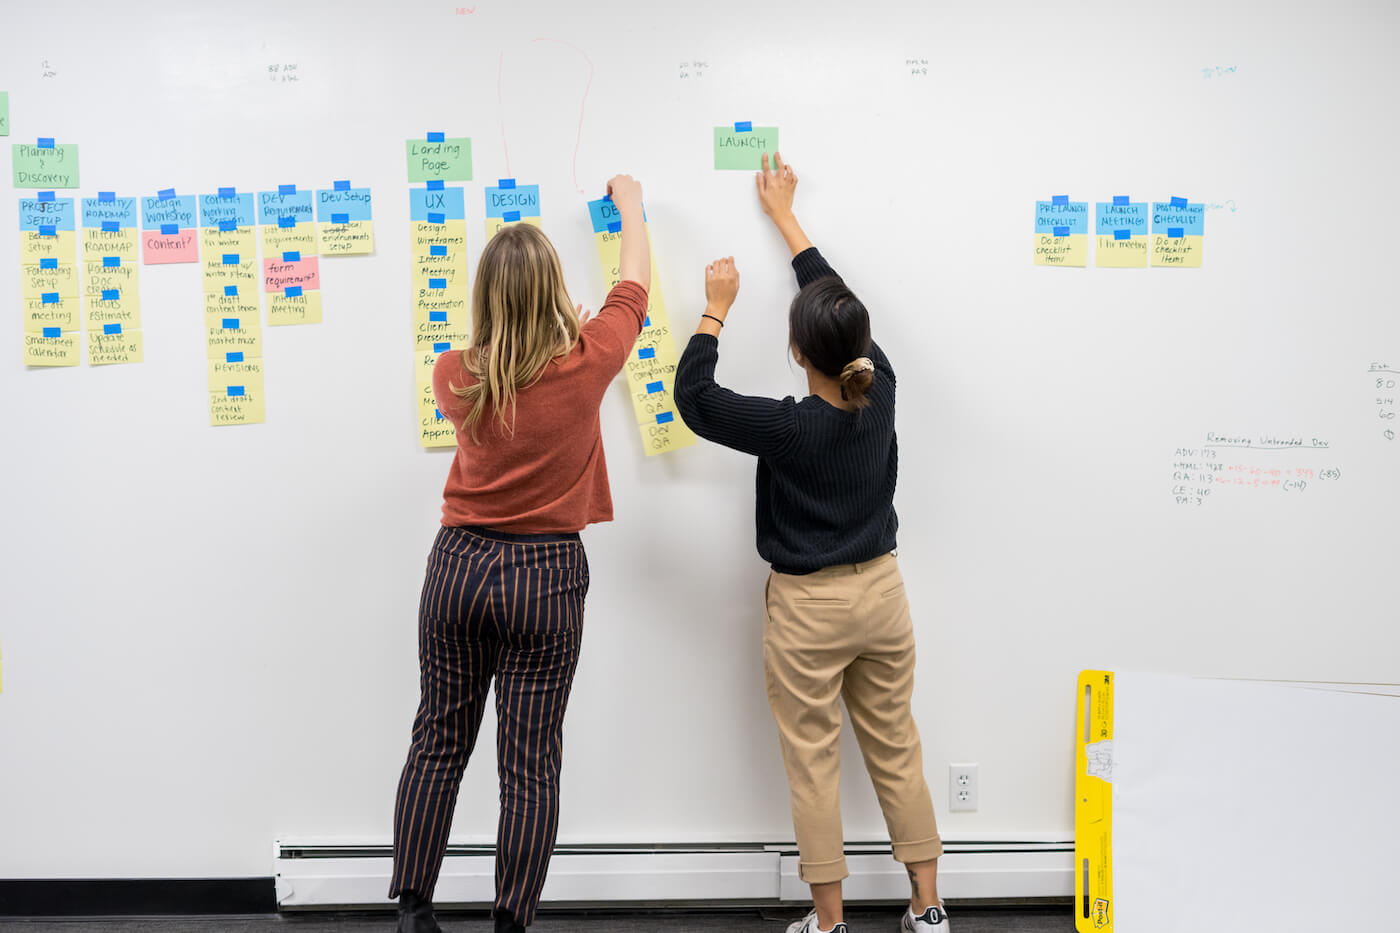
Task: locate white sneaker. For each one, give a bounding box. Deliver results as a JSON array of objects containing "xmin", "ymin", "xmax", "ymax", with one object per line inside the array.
[
  {"xmin": 901, "ymin": 903, "xmax": 949, "ymax": 931},
  {"xmin": 786, "ymin": 907, "xmax": 850, "ymax": 933}
]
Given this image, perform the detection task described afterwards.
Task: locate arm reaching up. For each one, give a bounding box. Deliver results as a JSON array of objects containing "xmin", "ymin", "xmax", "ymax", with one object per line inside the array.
[
  {"xmin": 607, "ymin": 174, "xmax": 650, "ymax": 292},
  {"xmin": 756, "ymin": 152, "xmax": 812, "ymax": 257}
]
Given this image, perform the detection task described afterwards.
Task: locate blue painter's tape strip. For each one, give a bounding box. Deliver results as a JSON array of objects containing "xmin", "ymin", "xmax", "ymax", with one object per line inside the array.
[
  {"xmin": 101, "ymin": 221, "xmax": 119, "ymax": 232},
  {"xmin": 334, "ymin": 180, "xmax": 350, "ymax": 191},
  {"xmin": 219, "ymin": 220, "xmax": 238, "ymax": 232},
  {"xmin": 285, "ymin": 286, "xmax": 303, "ymax": 298},
  {"xmin": 278, "ymin": 216, "xmax": 296, "ymax": 228},
  {"xmin": 435, "ymin": 409, "xmax": 444, "ymax": 420},
  {"xmin": 39, "ymin": 224, "xmax": 57, "ymax": 236},
  {"xmin": 279, "ymin": 184, "xmax": 296, "ymax": 195},
  {"xmin": 1168, "ymin": 226, "xmax": 1185, "ymax": 238},
  {"xmin": 429, "ymin": 311, "xmax": 447, "ymax": 322},
  {"xmin": 427, "ymin": 212, "xmax": 445, "ymax": 224},
  {"xmin": 43, "ymin": 327, "xmax": 61, "ymax": 338},
  {"xmin": 39, "ymin": 258, "xmax": 58, "ymax": 269},
  {"xmin": 426, "ymin": 180, "xmax": 444, "ymax": 190},
  {"xmin": 734, "ymin": 121, "xmax": 752, "ymax": 132},
  {"xmin": 104, "ymin": 323, "xmax": 122, "ymax": 335},
  {"xmin": 158, "ymin": 188, "xmax": 176, "ymax": 200},
  {"xmin": 37, "ymin": 137, "xmax": 55, "ymax": 149},
  {"xmin": 499, "ymin": 178, "xmax": 516, "ymax": 189},
  {"xmin": 429, "ymin": 245, "xmax": 447, "ymax": 257},
  {"xmin": 656, "ymin": 411, "xmax": 675, "ymax": 424},
  {"xmin": 1113, "ymin": 195, "xmax": 1129, "ymax": 206},
  {"xmin": 1052, "ymin": 195, "xmax": 1069, "ymax": 205},
  {"xmin": 644, "ymin": 316, "xmax": 651, "ymax": 327},
  {"xmin": 218, "ymin": 187, "xmax": 236, "ymax": 198},
  {"xmin": 38, "ymin": 191, "xmax": 55, "ymax": 202},
  {"xmin": 1052, "ymin": 225, "xmax": 1070, "ymax": 237},
  {"xmin": 607, "ymin": 221, "xmax": 621, "ymax": 233},
  {"xmin": 331, "ymin": 213, "xmax": 350, "ymax": 224},
  {"xmin": 103, "ymin": 256, "xmax": 121, "ymax": 268},
  {"xmin": 503, "ymin": 210, "xmax": 520, "ymax": 222},
  {"xmin": 98, "ymin": 191, "xmax": 116, "ymax": 202},
  {"xmin": 41, "ymin": 292, "xmax": 59, "ymax": 304},
  {"xmin": 102, "ymin": 289, "xmax": 119, "ymax": 300},
  {"xmin": 283, "ymin": 250, "xmax": 300, "ymax": 262},
  {"xmin": 433, "ymin": 341, "xmax": 451, "ymax": 353},
  {"xmin": 161, "ymin": 223, "xmax": 179, "ymax": 235},
  {"xmin": 428, "ymin": 277, "xmax": 447, "ymax": 289},
  {"xmin": 227, "ymin": 385, "xmax": 245, "ymax": 397},
  {"xmin": 427, "ymin": 131, "xmax": 445, "ymax": 142},
  {"xmin": 1114, "ymin": 229, "xmax": 1131, "ymax": 241},
  {"xmin": 224, "ymin": 285, "xmax": 238, "ymax": 296},
  {"xmin": 646, "ymin": 381, "xmax": 663, "ymax": 394},
  {"xmin": 221, "ymin": 318, "xmax": 240, "ymax": 329},
  {"xmin": 638, "ymin": 347, "xmax": 656, "ymax": 360},
  {"xmin": 1170, "ymin": 196, "xmax": 1187, "ymax": 208},
  {"xmin": 226, "ymin": 351, "xmax": 244, "ymax": 363},
  {"xmin": 223, "ymin": 253, "xmax": 239, "ymax": 264}
]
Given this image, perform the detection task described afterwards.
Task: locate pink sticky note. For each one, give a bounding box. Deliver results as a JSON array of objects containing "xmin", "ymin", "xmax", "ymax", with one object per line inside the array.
[
  {"xmin": 142, "ymin": 229, "xmax": 199, "ymax": 264},
  {"xmin": 262, "ymin": 255, "xmax": 321, "ymax": 293}
]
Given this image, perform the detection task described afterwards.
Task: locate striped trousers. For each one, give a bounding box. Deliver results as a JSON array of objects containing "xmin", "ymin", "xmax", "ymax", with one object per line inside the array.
[{"xmin": 390, "ymin": 524, "xmax": 588, "ymax": 927}]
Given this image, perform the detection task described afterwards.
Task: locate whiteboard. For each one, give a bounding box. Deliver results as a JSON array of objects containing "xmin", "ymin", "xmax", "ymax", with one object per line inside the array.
[{"xmin": 2, "ymin": 0, "xmax": 1398, "ymax": 879}]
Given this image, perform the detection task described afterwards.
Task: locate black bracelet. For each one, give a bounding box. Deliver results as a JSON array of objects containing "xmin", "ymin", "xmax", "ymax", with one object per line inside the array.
[{"xmin": 701, "ymin": 313, "xmax": 725, "ymax": 328}]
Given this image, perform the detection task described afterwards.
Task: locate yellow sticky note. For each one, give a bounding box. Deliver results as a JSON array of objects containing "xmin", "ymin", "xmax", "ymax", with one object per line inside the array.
[
  {"xmin": 21, "ymin": 261, "xmax": 80, "ymax": 299},
  {"xmin": 20, "ymin": 229, "xmax": 77, "ymax": 262},
  {"xmin": 22, "ymin": 331, "xmax": 81, "ymax": 366},
  {"xmin": 260, "ymin": 223, "xmax": 317, "ymax": 256},
  {"xmin": 84, "ymin": 289, "xmax": 141, "ymax": 329},
  {"xmin": 208, "ymin": 356, "xmax": 264, "ymax": 390},
  {"xmin": 318, "ymin": 220, "xmax": 375, "ymax": 255},
  {"xmin": 201, "ymin": 252, "xmax": 260, "ymax": 288},
  {"xmin": 204, "ymin": 292, "xmax": 262, "ymax": 328},
  {"xmin": 206, "ymin": 323, "xmax": 263, "ymax": 360},
  {"xmin": 88, "ymin": 328, "xmax": 143, "ymax": 366},
  {"xmin": 637, "ymin": 414, "xmax": 698, "ymax": 456},
  {"xmin": 413, "ymin": 318, "xmax": 472, "ymax": 350},
  {"xmin": 1151, "ymin": 235, "xmax": 1203, "ymax": 268},
  {"xmin": 268, "ymin": 289, "xmax": 323, "ymax": 326},
  {"xmin": 485, "ymin": 215, "xmax": 542, "ymax": 242},
  {"xmin": 1096, "ymin": 235, "xmax": 1149, "ymax": 268},
  {"xmin": 1033, "ymin": 233, "xmax": 1088, "ymax": 267},
  {"xmin": 1075, "ymin": 670, "xmax": 1115, "ymax": 932},
  {"xmin": 209, "ymin": 375, "xmax": 266, "ymax": 426},
  {"xmin": 419, "ymin": 397, "xmax": 457, "ymax": 448},
  {"xmin": 23, "ymin": 296, "xmax": 81, "ymax": 333},
  {"xmin": 83, "ymin": 227, "xmax": 139, "ymax": 262},
  {"xmin": 200, "ymin": 226, "xmax": 257, "ymax": 254},
  {"xmin": 412, "ymin": 261, "xmax": 470, "ymax": 298}
]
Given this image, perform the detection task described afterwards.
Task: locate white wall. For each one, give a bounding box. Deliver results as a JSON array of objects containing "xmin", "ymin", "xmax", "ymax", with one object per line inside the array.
[{"xmin": 1, "ymin": 0, "xmax": 1397, "ymax": 879}]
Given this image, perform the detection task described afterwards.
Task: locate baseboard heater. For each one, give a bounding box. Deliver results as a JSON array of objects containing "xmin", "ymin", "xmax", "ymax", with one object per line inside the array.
[{"xmin": 274, "ymin": 839, "xmax": 1073, "ymax": 910}]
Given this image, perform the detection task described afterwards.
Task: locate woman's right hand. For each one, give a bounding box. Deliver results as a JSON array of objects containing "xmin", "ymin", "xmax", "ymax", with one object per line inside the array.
[
  {"xmin": 606, "ymin": 174, "xmax": 643, "ymax": 214},
  {"xmin": 755, "ymin": 152, "xmax": 797, "ymax": 218}
]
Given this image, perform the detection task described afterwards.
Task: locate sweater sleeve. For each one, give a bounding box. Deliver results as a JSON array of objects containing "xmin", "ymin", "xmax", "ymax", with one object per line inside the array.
[
  {"xmin": 577, "ymin": 279, "xmax": 649, "ymax": 375},
  {"xmin": 792, "ymin": 246, "xmax": 841, "ymax": 288},
  {"xmin": 675, "ymin": 333, "xmax": 799, "ymax": 458}
]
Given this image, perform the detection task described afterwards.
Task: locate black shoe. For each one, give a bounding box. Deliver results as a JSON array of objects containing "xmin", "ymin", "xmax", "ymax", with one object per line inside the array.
[
  {"xmin": 396, "ymin": 892, "xmax": 443, "ymax": 933},
  {"xmin": 494, "ymin": 909, "xmax": 526, "ymax": 932}
]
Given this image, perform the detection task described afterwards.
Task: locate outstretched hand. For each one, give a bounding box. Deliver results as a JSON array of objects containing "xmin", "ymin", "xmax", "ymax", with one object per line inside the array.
[
  {"xmin": 705, "ymin": 256, "xmax": 740, "ymax": 312},
  {"xmin": 755, "ymin": 152, "xmax": 798, "ymax": 218}
]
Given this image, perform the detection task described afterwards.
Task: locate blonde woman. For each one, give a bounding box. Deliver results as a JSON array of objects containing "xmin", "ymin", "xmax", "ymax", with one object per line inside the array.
[{"xmin": 389, "ymin": 176, "xmax": 650, "ymax": 933}]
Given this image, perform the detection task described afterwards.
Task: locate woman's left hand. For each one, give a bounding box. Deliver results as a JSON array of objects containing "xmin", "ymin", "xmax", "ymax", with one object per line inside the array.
[
  {"xmin": 705, "ymin": 256, "xmax": 740, "ymax": 314},
  {"xmin": 576, "ymin": 303, "xmax": 593, "ymax": 326}
]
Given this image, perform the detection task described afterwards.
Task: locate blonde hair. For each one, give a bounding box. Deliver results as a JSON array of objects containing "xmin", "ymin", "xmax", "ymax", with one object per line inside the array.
[{"xmin": 451, "ymin": 224, "xmax": 581, "ymax": 442}]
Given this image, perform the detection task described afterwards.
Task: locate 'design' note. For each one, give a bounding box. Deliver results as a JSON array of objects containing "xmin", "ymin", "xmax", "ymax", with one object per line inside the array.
[
  {"xmin": 484, "ymin": 180, "xmax": 542, "ymax": 241},
  {"xmin": 1033, "ymin": 197, "xmax": 1088, "ymax": 267},
  {"xmin": 713, "ymin": 125, "xmax": 779, "ymax": 170},
  {"xmin": 13, "ymin": 140, "xmax": 79, "ymax": 188},
  {"xmin": 406, "ymin": 136, "xmax": 472, "ymax": 183}
]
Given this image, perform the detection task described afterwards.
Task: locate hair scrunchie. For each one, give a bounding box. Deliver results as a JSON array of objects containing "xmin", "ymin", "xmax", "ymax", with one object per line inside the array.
[{"xmin": 839, "ymin": 357, "xmax": 875, "ymax": 383}]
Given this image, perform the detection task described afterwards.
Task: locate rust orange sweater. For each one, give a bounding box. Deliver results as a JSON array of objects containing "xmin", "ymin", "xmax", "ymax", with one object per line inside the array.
[{"xmin": 432, "ymin": 280, "xmax": 648, "ymax": 532}]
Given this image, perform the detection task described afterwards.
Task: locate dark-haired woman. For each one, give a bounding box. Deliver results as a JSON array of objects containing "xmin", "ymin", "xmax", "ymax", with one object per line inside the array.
[{"xmin": 675, "ymin": 154, "xmax": 948, "ymax": 933}]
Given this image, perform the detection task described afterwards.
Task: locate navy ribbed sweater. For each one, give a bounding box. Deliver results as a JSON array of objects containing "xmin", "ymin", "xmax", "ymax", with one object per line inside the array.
[{"xmin": 674, "ymin": 246, "xmax": 898, "ymax": 574}]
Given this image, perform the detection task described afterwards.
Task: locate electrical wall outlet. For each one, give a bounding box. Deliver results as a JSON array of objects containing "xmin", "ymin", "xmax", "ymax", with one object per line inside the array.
[{"xmin": 949, "ymin": 762, "xmax": 979, "ymax": 812}]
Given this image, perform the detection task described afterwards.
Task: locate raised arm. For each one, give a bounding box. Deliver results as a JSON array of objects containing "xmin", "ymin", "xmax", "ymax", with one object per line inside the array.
[
  {"xmin": 756, "ymin": 152, "xmax": 812, "ymax": 257},
  {"xmin": 607, "ymin": 174, "xmax": 649, "ymax": 292}
]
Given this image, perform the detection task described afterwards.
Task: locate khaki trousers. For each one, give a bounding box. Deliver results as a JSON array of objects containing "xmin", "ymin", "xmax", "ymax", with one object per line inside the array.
[{"xmin": 764, "ymin": 552, "xmax": 943, "ymax": 884}]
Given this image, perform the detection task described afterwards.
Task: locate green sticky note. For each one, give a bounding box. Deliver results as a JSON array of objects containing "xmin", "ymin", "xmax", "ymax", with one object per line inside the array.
[
  {"xmin": 12, "ymin": 142, "xmax": 79, "ymax": 188},
  {"xmin": 406, "ymin": 137, "xmax": 472, "ymax": 182},
  {"xmin": 714, "ymin": 126, "xmax": 778, "ymax": 170},
  {"xmin": 0, "ymin": 92, "xmax": 9, "ymax": 136}
]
